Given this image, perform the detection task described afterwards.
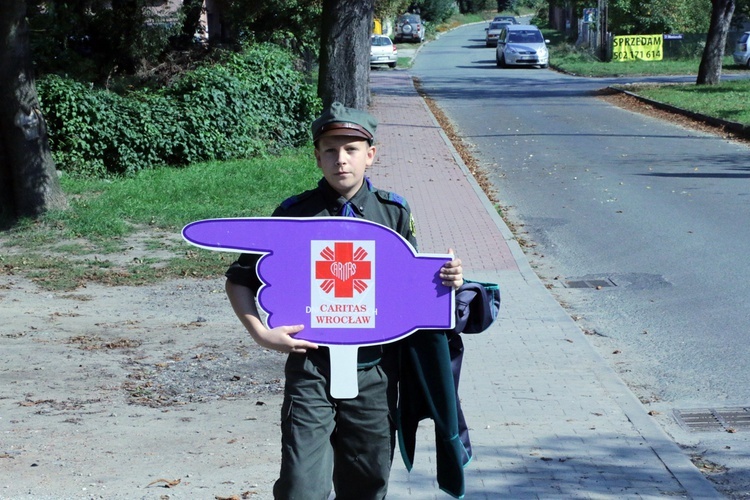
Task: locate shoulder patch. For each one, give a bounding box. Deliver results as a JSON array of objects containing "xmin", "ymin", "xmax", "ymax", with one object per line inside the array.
[{"xmin": 375, "ymin": 189, "xmax": 408, "ymax": 208}]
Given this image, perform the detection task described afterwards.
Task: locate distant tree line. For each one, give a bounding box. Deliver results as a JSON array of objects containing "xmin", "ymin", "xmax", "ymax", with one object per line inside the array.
[{"xmin": 3, "ymin": 0, "xmax": 749, "ymax": 222}]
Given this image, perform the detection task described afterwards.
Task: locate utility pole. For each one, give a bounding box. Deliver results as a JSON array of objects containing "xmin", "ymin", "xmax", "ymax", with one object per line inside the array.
[{"xmin": 597, "ymin": 0, "xmax": 609, "ymax": 61}]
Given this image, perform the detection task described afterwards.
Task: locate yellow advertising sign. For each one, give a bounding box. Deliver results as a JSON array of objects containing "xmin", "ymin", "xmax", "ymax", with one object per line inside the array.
[{"xmin": 612, "ymin": 35, "xmax": 663, "ymax": 62}]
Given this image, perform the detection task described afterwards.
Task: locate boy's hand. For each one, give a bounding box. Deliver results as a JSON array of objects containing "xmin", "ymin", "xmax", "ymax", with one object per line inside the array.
[
  {"xmin": 254, "ymin": 324, "xmax": 319, "ymax": 354},
  {"xmin": 225, "ymin": 280, "xmax": 318, "ymax": 354},
  {"xmin": 440, "ymin": 248, "xmax": 464, "ymax": 290}
]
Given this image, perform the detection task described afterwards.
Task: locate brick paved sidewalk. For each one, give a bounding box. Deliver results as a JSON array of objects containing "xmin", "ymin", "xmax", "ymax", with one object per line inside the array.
[{"xmin": 367, "ymin": 70, "xmax": 718, "ymax": 499}]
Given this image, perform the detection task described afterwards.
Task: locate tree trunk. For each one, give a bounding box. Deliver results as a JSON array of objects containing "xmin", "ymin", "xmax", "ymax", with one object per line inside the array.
[
  {"xmin": 318, "ymin": 0, "xmax": 375, "ymax": 110},
  {"xmin": 205, "ymin": 0, "xmax": 234, "ymax": 45},
  {"xmin": 0, "ymin": 0, "xmax": 67, "ymax": 223},
  {"xmin": 180, "ymin": 0, "xmax": 205, "ymax": 43},
  {"xmin": 697, "ymin": 0, "xmax": 736, "ymax": 85}
]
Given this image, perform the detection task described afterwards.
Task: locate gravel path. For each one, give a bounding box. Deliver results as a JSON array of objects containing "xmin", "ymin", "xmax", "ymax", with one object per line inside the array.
[{"xmin": 1, "ymin": 274, "xmax": 286, "ymax": 499}]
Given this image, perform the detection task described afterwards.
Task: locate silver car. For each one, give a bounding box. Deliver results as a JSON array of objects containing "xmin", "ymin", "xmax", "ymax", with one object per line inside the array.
[
  {"xmin": 496, "ymin": 25, "xmax": 550, "ymax": 68},
  {"xmin": 733, "ymin": 31, "xmax": 750, "ymax": 67},
  {"xmin": 394, "ymin": 14, "xmax": 425, "ymax": 43},
  {"xmin": 370, "ymin": 35, "xmax": 397, "ymax": 68},
  {"xmin": 485, "ymin": 21, "xmax": 512, "ymax": 47}
]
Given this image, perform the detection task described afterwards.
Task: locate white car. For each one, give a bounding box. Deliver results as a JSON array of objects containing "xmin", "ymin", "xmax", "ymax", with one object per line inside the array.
[
  {"xmin": 733, "ymin": 31, "xmax": 750, "ymax": 67},
  {"xmin": 496, "ymin": 25, "xmax": 550, "ymax": 68},
  {"xmin": 370, "ymin": 35, "xmax": 397, "ymax": 68}
]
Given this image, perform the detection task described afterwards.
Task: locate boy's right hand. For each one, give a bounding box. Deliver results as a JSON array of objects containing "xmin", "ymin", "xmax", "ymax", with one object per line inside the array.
[
  {"xmin": 254, "ymin": 324, "xmax": 319, "ymax": 354},
  {"xmin": 225, "ymin": 280, "xmax": 318, "ymax": 354}
]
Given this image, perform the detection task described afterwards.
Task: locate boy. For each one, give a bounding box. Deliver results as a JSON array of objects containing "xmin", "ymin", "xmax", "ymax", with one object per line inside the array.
[{"xmin": 225, "ymin": 102, "xmax": 463, "ymax": 499}]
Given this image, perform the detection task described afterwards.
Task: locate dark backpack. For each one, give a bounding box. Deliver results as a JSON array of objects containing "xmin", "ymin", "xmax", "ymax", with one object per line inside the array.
[{"xmin": 451, "ymin": 280, "xmax": 501, "ymax": 334}]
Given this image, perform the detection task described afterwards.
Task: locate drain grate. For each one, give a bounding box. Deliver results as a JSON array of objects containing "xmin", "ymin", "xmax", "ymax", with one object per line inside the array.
[
  {"xmin": 674, "ymin": 407, "xmax": 750, "ymax": 432},
  {"xmin": 565, "ymin": 278, "xmax": 616, "ymax": 289}
]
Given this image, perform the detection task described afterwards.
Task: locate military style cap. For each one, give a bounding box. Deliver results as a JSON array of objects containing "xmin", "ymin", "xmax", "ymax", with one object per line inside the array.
[{"xmin": 312, "ymin": 101, "xmax": 378, "ymax": 143}]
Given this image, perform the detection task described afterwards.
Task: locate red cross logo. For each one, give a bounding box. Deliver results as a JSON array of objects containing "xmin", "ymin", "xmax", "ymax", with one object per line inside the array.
[{"xmin": 315, "ymin": 242, "xmax": 372, "ymax": 298}]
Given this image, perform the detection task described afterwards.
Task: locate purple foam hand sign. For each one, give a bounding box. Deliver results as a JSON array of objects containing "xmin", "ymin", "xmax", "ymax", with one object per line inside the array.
[{"xmin": 182, "ymin": 217, "xmax": 455, "ymax": 398}]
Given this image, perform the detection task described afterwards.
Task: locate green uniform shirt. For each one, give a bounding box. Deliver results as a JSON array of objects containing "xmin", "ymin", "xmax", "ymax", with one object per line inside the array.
[
  {"xmin": 225, "ymin": 176, "xmax": 417, "ymax": 366},
  {"xmin": 226, "ymin": 176, "xmax": 416, "ymax": 289}
]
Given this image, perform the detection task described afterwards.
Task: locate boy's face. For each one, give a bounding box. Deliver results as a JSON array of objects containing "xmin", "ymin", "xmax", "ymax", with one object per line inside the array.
[{"xmin": 314, "ymin": 135, "xmax": 376, "ymax": 200}]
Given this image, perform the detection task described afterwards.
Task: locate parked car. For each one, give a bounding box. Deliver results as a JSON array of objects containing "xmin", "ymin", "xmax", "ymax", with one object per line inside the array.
[
  {"xmin": 496, "ymin": 25, "xmax": 550, "ymax": 68},
  {"xmin": 493, "ymin": 15, "xmax": 518, "ymax": 24},
  {"xmin": 733, "ymin": 31, "xmax": 750, "ymax": 67},
  {"xmin": 485, "ymin": 21, "xmax": 512, "ymax": 47},
  {"xmin": 395, "ymin": 14, "xmax": 425, "ymax": 43},
  {"xmin": 370, "ymin": 34, "xmax": 398, "ymax": 68}
]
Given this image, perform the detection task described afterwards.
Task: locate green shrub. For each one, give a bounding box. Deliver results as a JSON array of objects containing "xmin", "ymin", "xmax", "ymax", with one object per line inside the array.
[{"xmin": 38, "ymin": 43, "xmax": 320, "ymax": 177}]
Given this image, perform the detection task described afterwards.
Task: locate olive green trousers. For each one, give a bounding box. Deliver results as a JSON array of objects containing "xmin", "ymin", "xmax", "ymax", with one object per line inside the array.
[{"xmin": 272, "ymin": 348, "xmax": 398, "ymax": 500}]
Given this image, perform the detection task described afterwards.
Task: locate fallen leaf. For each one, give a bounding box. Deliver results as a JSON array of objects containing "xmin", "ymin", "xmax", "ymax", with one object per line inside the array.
[
  {"xmin": 147, "ymin": 478, "xmax": 181, "ymax": 488},
  {"xmin": 18, "ymin": 399, "xmax": 54, "ymax": 407}
]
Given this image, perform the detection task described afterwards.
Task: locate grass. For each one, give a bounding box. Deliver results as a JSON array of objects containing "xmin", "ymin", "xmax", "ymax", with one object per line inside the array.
[
  {"xmin": 545, "ymin": 30, "xmax": 750, "ymax": 127},
  {"xmin": 56, "ymin": 148, "xmax": 319, "ymax": 236},
  {"xmin": 4, "ymin": 24, "xmax": 750, "ymax": 290},
  {"xmin": 616, "ymin": 79, "xmax": 750, "ymax": 125},
  {"xmin": 551, "ymin": 46, "xmax": 742, "ymax": 78},
  {"xmin": 1, "ymin": 147, "xmax": 320, "ymax": 290},
  {"xmin": 397, "ymin": 55, "xmax": 413, "ymax": 68}
]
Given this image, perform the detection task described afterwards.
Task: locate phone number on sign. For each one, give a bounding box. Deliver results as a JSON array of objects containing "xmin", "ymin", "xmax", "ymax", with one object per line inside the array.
[{"xmin": 613, "ymin": 50, "xmax": 662, "ymax": 61}]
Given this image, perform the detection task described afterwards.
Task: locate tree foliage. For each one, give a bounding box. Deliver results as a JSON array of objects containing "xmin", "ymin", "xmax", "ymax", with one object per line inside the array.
[
  {"xmin": 222, "ymin": 0, "xmax": 323, "ymax": 59},
  {"xmin": 547, "ymin": 0, "xmax": 719, "ymax": 35},
  {"xmin": 417, "ymin": 0, "xmax": 458, "ymax": 22},
  {"xmin": 26, "ymin": 0, "xmax": 181, "ymax": 83},
  {"xmin": 37, "ymin": 44, "xmax": 320, "ymax": 177},
  {"xmin": 608, "ymin": 0, "xmax": 710, "ymax": 34},
  {"xmin": 375, "ymin": 0, "xmax": 411, "ymax": 18},
  {"xmin": 735, "ymin": 0, "xmax": 750, "ymax": 24},
  {"xmin": 456, "ymin": 0, "xmax": 497, "ymax": 14}
]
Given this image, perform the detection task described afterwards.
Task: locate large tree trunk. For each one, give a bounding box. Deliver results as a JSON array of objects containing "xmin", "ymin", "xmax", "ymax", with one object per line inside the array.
[
  {"xmin": 697, "ymin": 0, "xmax": 736, "ymax": 85},
  {"xmin": 0, "ymin": 0, "xmax": 67, "ymax": 223},
  {"xmin": 318, "ymin": 0, "xmax": 375, "ymax": 109}
]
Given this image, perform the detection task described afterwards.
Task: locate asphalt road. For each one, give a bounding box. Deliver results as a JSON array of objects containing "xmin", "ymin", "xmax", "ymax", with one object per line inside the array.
[{"xmin": 411, "ymin": 23, "xmax": 750, "ymax": 493}]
